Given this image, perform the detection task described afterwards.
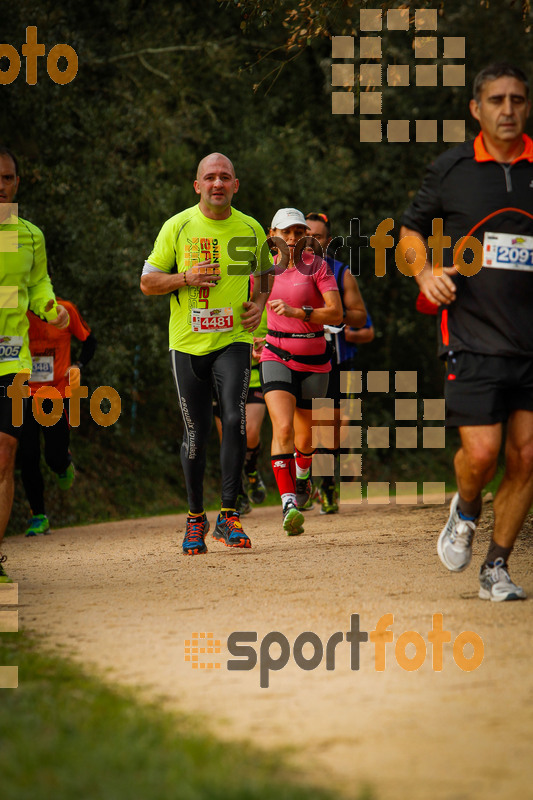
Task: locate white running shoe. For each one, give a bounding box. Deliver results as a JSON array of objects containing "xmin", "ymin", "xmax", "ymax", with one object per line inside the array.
[
  {"xmin": 479, "ymin": 558, "xmax": 526, "ymax": 602},
  {"xmin": 437, "ymin": 492, "xmax": 477, "ymax": 572}
]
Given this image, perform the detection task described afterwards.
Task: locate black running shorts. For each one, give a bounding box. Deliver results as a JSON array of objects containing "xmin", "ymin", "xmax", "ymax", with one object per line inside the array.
[
  {"xmin": 259, "ymin": 360, "xmax": 329, "ymax": 410},
  {"xmin": 0, "ymin": 374, "xmax": 28, "ymax": 440},
  {"xmin": 445, "ymin": 351, "xmax": 533, "ymax": 427}
]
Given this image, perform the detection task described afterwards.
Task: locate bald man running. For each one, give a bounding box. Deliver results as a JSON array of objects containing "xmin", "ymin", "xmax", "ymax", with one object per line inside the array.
[{"xmin": 141, "ymin": 153, "xmax": 271, "ymax": 555}]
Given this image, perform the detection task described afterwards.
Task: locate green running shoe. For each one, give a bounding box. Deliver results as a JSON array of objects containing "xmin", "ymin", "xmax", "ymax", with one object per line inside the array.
[
  {"xmin": 296, "ymin": 475, "xmax": 311, "ymax": 509},
  {"xmin": 320, "ymin": 485, "xmax": 339, "ymax": 515},
  {"xmin": 0, "ymin": 555, "xmax": 13, "ymax": 583},
  {"xmin": 25, "ymin": 514, "xmax": 50, "ymax": 537},
  {"xmin": 57, "ymin": 463, "xmax": 75, "ymax": 490},
  {"xmin": 246, "ymin": 470, "xmax": 266, "ymax": 504},
  {"xmin": 283, "ymin": 501, "xmax": 304, "ymax": 536},
  {"xmin": 296, "ymin": 475, "xmax": 318, "ymax": 510},
  {"xmin": 236, "ymin": 492, "xmax": 252, "ymax": 515}
]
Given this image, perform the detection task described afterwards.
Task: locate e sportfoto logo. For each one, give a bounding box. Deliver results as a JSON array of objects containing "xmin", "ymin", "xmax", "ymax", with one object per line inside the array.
[{"xmin": 185, "ymin": 614, "xmax": 484, "ymax": 688}]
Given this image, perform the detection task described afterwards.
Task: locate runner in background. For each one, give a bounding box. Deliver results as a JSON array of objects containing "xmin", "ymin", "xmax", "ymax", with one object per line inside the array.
[
  {"xmin": 0, "ymin": 146, "xmax": 69, "ymax": 582},
  {"xmin": 305, "ymin": 212, "xmax": 370, "ymax": 514},
  {"xmin": 19, "ymin": 299, "xmax": 96, "ymax": 536},
  {"xmin": 213, "ymin": 285, "xmax": 268, "ymax": 514},
  {"xmin": 259, "ymin": 208, "xmax": 342, "ymax": 535},
  {"xmin": 243, "ymin": 324, "xmax": 268, "ymax": 505}
]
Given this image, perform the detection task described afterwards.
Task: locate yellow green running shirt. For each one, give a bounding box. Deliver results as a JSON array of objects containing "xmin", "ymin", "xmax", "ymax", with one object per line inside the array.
[
  {"xmin": 0, "ymin": 213, "xmax": 56, "ymax": 377},
  {"xmin": 249, "ymin": 279, "xmax": 268, "ymax": 390},
  {"xmin": 145, "ymin": 204, "xmax": 271, "ymax": 356}
]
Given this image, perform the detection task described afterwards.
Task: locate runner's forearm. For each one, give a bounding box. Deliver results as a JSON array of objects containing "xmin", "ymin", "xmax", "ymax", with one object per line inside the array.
[{"xmin": 140, "ymin": 271, "xmax": 187, "ymax": 295}]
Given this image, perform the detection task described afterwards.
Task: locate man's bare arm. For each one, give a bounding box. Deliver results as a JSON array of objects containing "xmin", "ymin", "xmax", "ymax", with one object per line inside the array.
[
  {"xmin": 140, "ymin": 271, "xmax": 185, "ymax": 296},
  {"xmin": 341, "ymin": 270, "xmax": 368, "ymax": 328},
  {"xmin": 140, "ymin": 261, "xmax": 221, "ymax": 296},
  {"xmin": 398, "ymin": 226, "xmax": 457, "ymax": 306},
  {"xmin": 344, "ymin": 324, "xmax": 375, "ymax": 345},
  {"xmin": 251, "ymin": 272, "xmax": 273, "ymax": 313}
]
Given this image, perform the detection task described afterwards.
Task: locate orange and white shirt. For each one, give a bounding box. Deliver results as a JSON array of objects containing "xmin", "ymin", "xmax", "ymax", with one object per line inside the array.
[{"xmin": 27, "ymin": 298, "xmax": 91, "ymax": 397}]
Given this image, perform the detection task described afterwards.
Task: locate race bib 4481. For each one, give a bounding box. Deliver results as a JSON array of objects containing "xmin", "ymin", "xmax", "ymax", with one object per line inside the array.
[{"xmin": 191, "ymin": 307, "xmax": 233, "ymax": 333}]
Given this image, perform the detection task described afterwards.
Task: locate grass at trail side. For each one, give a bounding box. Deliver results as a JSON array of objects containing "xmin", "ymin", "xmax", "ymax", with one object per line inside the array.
[{"xmin": 0, "ymin": 632, "xmax": 375, "ymax": 800}]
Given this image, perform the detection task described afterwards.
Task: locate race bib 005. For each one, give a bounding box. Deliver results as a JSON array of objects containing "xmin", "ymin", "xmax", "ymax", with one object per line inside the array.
[
  {"xmin": 30, "ymin": 355, "xmax": 54, "ymax": 382},
  {"xmin": 484, "ymin": 232, "xmax": 533, "ymax": 272},
  {"xmin": 191, "ymin": 307, "xmax": 233, "ymax": 333},
  {"xmin": 0, "ymin": 336, "xmax": 23, "ymax": 362}
]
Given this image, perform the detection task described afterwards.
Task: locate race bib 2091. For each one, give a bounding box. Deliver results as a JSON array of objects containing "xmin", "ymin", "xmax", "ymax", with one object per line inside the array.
[{"xmin": 484, "ymin": 232, "xmax": 533, "ymax": 272}]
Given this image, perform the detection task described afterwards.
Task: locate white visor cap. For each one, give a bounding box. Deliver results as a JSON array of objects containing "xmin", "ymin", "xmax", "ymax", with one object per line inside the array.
[{"xmin": 271, "ymin": 208, "xmax": 309, "ymax": 230}]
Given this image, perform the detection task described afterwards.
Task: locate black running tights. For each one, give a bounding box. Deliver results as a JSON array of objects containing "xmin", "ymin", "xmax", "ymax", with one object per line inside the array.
[{"xmin": 170, "ymin": 343, "xmax": 251, "ymax": 513}]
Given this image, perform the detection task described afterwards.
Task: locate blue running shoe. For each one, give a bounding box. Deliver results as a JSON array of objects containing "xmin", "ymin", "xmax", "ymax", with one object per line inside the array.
[
  {"xmin": 182, "ymin": 514, "xmax": 209, "ymax": 555},
  {"xmin": 212, "ymin": 511, "xmax": 251, "ymax": 548}
]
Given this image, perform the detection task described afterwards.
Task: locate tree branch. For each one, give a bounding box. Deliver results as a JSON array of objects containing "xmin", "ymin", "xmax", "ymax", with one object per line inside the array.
[
  {"xmin": 92, "ymin": 36, "xmax": 272, "ymax": 66},
  {"xmin": 137, "ymin": 53, "xmax": 171, "ymax": 81}
]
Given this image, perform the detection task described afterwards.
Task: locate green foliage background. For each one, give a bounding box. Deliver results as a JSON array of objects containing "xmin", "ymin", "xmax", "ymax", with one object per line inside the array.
[{"xmin": 2, "ymin": 0, "xmax": 532, "ymax": 530}]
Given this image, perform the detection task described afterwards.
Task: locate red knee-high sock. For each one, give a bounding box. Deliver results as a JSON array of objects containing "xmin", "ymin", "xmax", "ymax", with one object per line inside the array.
[
  {"xmin": 271, "ymin": 454, "xmax": 296, "ymax": 496},
  {"xmin": 295, "ymin": 447, "xmax": 314, "ymax": 476}
]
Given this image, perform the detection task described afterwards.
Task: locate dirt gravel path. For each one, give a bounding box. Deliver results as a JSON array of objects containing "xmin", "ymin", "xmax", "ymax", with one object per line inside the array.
[{"xmin": 7, "ymin": 499, "xmax": 533, "ymax": 800}]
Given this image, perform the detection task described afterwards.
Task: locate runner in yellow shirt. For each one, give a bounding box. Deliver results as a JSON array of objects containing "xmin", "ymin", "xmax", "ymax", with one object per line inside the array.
[
  {"xmin": 141, "ymin": 152, "xmax": 271, "ymax": 554},
  {"xmin": 0, "ymin": 146, "xmax": 68, "ymax": 582}
]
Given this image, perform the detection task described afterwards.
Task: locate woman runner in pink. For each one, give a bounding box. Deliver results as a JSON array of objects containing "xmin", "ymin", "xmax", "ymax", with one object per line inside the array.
[{"xmin": 259, "ymin": 208, "xmax": 342, "ymax": 535}]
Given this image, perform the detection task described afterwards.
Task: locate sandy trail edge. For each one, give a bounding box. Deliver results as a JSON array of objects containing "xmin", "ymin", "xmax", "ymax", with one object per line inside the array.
[{"xmin": 5, "ymin": 501, "xmax": 533, "ymax": 800}]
